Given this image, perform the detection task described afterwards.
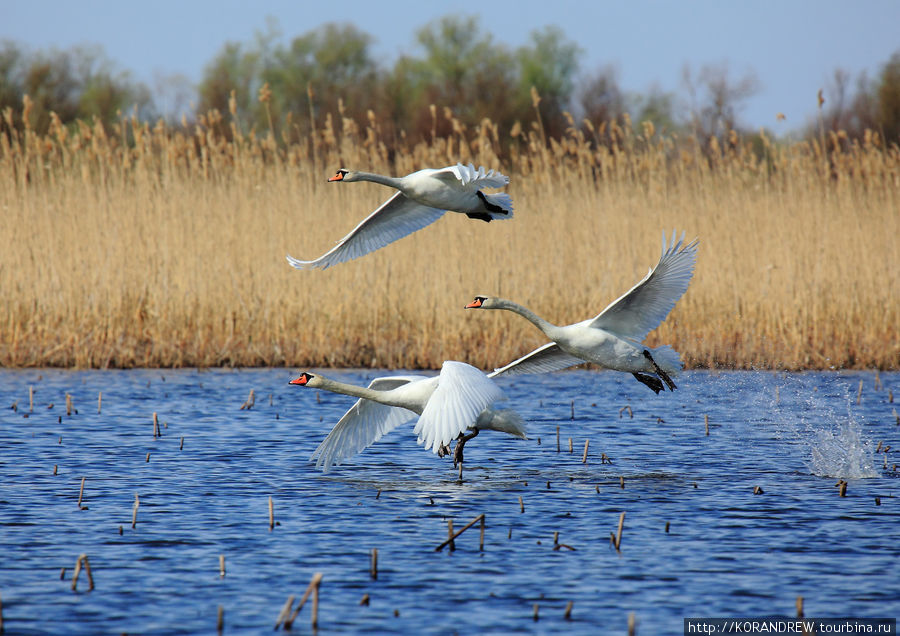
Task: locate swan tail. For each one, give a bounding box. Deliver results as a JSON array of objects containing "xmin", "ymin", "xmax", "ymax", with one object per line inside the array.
[
  {"xmin": 477, "ymin": 408, "xmax": 528, "ymax": 439},
  {"xmin": 648, "ymin": 345, "xmax": 683, "ymax": 374},
  {"xmin": 480, "ymin": 192, "xmax": 514, "ymax": 220}
]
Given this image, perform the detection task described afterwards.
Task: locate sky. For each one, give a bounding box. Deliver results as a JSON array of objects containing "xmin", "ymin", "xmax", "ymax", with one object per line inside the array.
[{"xmin": 4, "ymin": 0, "xmax": 900, "ymax": 132}]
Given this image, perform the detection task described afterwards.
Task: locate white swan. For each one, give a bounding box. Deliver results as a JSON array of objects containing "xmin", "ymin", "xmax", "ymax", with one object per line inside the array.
[
  {"xmin": 466, "ymin": 231, "xmax": 699, "ymax": 394},
  {"xmin": 286, "ymin": 163, "xmax": 513, "ymax": 270},
  {"xmin": 290, "ymin": 361, "xmax": 526, "ymax": 472}
]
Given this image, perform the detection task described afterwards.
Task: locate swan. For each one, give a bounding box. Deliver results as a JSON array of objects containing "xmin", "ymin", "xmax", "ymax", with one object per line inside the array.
[
  {"xmin": 465, "ymin": 230, "xmax": 699, "ymax": 394},
  {"xmin": 286, "ymin": 163, "xmax": 513, "ymax": 270},
  {"xmin": 289, "ymin": 361, "xmax": 526, "ymax": 472}
]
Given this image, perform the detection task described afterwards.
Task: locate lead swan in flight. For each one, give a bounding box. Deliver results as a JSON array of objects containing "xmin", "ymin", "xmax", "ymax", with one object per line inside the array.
[
  {"xmin": 466, "ymin": 231, "xmax": 699, "ymax": 394},
  {"xmin": 286, "ymin": 163, "xmax": 513, "ymax": 270},
  {"xmin": 289, "ymin": 361, "xmax": 526, "ymax": 472}
]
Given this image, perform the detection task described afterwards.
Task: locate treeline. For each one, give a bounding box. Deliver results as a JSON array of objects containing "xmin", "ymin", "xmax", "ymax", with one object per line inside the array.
[{"xmin": 3, "ymin": 15, "xmax": 900, "ymax": 150}]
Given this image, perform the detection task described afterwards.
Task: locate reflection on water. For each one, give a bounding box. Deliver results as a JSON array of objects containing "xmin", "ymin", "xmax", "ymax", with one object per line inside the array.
[{"xmin": 0, "ymin": 369, "xmax": 897, "ymax": 634}]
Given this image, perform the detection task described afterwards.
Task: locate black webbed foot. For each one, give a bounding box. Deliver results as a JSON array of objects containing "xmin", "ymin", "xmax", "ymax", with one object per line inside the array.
[
  {"xmin": 632, "ymin": 372, "xmax": 663, "ymax": 394},
  {"xmin": 452, "ymin": 428, "xmax": 480, "ymax": 467},
  {"xmin": 642, "ymin": 349, "xmax": 677, "ymax": 391}
]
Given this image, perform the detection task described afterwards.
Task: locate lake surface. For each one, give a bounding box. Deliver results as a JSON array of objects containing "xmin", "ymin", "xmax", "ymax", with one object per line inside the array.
[{"xmin": 1, "ymin": 369, "xmax": 898, "ymax": 634}]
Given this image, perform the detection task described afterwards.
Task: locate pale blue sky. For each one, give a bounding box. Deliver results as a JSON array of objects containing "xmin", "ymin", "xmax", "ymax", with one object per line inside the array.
[{"xmin": 4, "ymin": 0, "xmax": 899, "ymax": 131}]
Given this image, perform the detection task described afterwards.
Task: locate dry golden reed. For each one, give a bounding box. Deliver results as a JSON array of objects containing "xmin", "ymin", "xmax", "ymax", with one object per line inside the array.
[{"xmin": 1, "ymin": 103, "xmax": 898, "ymax": 370}]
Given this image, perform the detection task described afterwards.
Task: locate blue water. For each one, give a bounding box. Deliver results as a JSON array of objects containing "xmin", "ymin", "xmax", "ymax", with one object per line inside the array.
[{"xmin": 1, "ymin": 369, "xmax": 898, "ymax": 634}]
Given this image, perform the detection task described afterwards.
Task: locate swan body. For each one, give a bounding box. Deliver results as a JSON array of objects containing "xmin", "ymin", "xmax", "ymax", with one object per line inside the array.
[
  {"xmin": 290, "ymin": 361, "xmax": 526, "ymax": 472},
  {"xmin": 286, "ymin": 163, "xmax": 513, "ymax": 270},
  {"xmin": 466, "ymin": 230, "xmax": 698, "ymax": 393}
]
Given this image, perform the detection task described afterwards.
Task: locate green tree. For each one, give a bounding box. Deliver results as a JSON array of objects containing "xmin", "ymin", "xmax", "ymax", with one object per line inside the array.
[
  {"xmin": 516, "ymin": 26, "xmax": 581, "ymax": 137},
  {"xmin": 877, "ymin": 51, "xmax": 900, "ymax": 145}
]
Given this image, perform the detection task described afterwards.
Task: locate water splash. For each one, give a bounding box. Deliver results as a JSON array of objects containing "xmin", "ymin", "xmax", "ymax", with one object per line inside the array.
[
  {"xmin": 808, "ymin": 418, "xmax": 878, "ymax": 479},
  {"xmin": 769, "ymin": 374, "xmax": 879, "ymax": 479}
]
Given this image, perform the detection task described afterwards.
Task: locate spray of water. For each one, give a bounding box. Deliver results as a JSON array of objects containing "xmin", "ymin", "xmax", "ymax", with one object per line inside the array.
[{"xmin": 774, "ymin": 376, "xmax": 878, "ymax": 479}]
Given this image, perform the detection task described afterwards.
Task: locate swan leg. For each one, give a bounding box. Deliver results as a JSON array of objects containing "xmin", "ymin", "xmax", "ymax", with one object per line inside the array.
[
  {"xmin": 437, "ymin": 443, "xmax": 452, "ymax": 458},
  {"xmin": 453, "ymin": 428, "xmax": 480, "ymax": 467},
  {"xmin": 475, "ymin": 190, "xmax": 509, "ymax": 216},
  {"xmin": 632, "ymin": 372, "xmax": 663, "ymax": 394},
  {"xmin": 466, "ymin": 210, "xmax": 493, "ymax": 222},
  {"xmin": 642, "ymin": 349, "xmax": 677, "ymax": 391}
]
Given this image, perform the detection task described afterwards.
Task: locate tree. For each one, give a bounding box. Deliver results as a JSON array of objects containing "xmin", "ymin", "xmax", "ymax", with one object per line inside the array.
[
  {"xmin": 516, "ymin": 26, "xmax": 581, "ymax": 137},
  {"xmin": 877, "ymin": 51, "xmax": 900, "ymax": 145}
]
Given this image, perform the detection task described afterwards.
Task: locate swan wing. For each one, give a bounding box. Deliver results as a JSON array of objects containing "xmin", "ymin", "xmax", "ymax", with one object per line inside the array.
[
  {"xmin": 414, "ymin": 361, "xmax": 504, "ymax": 453},
  {"xmin": 431, "ymin": 163, "xmax": 510, "ymax": 189},
  {"xmin": 286, "ymin": 192, "xmax": 446, "ymax": 270},
  {"xmin": 589, "ymin": 231, "xmax": 699, "ymax": 341},
  {"xmin": 310, "ymin": 376, "xmax": 425, "ymax": 472},
  {"xmin": 488, "ymin": 342, "xmax": 585, "ymax": 377}
]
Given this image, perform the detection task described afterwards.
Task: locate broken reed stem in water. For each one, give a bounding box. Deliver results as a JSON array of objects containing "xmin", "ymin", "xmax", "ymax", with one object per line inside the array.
[
  {"xmin": 556, "ymin": 426, "xmax": 560, "ymax": 452},
  {"xmin": 614, "ymin": 512, "xmax": 626, "ymax": 551},
  {"xmin": 568, "ymin": 437, "xmax": 573, "ymax": 453},
  {"xmin": 436, "ymin": 514, "xmax": 486, "ymax": 552},
  {"xmin": 152, "ymin": 412, "xmax": 160, "ymax": 438},
  {"xmin": 239, "ymin": 388, "xmax": 255, "ymax": 410},
  {"xmin": 97, "ymin": 391, "xmax": 101, "ymax": 414},
  {"xmin": 857, "ymin": 379, "xmax": 863, "ymax": 404},
  {"xmin": 519, "ymin": 495, "xmax": 524, "ymax": 513},
  {"xmin": 370, "ymin": 548, "xmax": 378, "ymax": 580},
  {"xmin": 217, "ymin": 605, "xmax": 224, "ymax": 634},
  {"xmin": 705, "ymin": 414, "xmax": 710, "ymax": 436},
  {"xmin": 219, "ymin": 555, "xmax": 225, "ymax": 577},
  {"xmin": 570, "ymin": 400, "xmax": 574, "ymax": 420},
  {"xmin": 628, "ymin": 611, "xmax": 636, "ymax": 636},
  {"xmin": 269, "ymin": 496, "xmax": 274, "ymax": 530},
  {"xmin": 796, "ymin": 595, "xmax": 804, "ymax": 618},
  {"xmin": 284, "ymin": 572, "xmax": 323, "ymax": 630},
  {"xmin": 582, "ymin": 440, "xmax": 589, "ymax": 464},
  {"xmin": 66, "ymin": 393, "xmax": 72, "ymax": 416},
  {"xmin": 837, "ymin": 480, "xmax": 848, "ymax": 497},
  {"xmin": 564, "ymin": 601, "xmax": 573, "ymax": 620},
  {"xmin": 479, "ymin": 514, "xmax": 485, "ymax": 551},
  {"xmin": 77, "ymin": 477, "xmax": 85, "ymax": 508},
  {"xmin": 132, "ymin": 493, "xmax": 140, "ymax": 528},
  {"xmin": 70, "ymin": 554, "xmax": 94, "ymax": 591},
  {"xmin": 618, "ymin": 405, "xmax": 633, "ymax": 419},
  {"xmin": 29, "ymin": 385, "xmax": 33, "ymax": 412},
  {"xmin": 274, "ymin": 595, "xmax": 295, "ymax": 630}
]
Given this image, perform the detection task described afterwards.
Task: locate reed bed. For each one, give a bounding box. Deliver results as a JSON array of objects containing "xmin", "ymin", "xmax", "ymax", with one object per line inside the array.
[{"xmin": 1, "ymin": 105, "xmax": 898, "ymax": 369}]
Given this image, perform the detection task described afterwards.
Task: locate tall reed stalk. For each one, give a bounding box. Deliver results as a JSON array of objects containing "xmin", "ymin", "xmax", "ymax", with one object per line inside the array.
[{"xmin": 1, "ymin": 104, "xmax": 897, "ymax": 369}]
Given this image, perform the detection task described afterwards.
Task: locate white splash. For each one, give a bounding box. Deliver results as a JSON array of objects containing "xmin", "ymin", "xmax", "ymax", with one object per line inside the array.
[{"xmin": 808, "ymin": 418, "xmax": 878, "ymax": 479}]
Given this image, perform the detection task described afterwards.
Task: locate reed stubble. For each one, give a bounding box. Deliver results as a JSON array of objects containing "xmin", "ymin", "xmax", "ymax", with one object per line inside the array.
[{"xmin": 1, "ymin": 111, "xmax": 897, "ymax": 370}]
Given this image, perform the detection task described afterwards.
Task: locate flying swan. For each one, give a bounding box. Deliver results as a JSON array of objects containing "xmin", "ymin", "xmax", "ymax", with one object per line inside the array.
[
  {"xmin": 286, "ymin": 163, "xmax": 513, "ymax": 270},
  {"xmin": 466, "ymin": 230, "xmax": 699, "ymax": 394},
  {"xmin": 289, "ymin": 361, "xmax": 526, "ymax": 472}
]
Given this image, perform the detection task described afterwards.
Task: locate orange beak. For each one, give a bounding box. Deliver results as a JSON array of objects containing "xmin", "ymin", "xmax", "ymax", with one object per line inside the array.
[
  {"xmin": 328, "ymin": 172, "xmax": 344, "ymax": 182},
  {"xmin": 465, "ymin": 299, "xmax": 483, "ymax": 309},
  {"xmin": 289, "ymin": 376, "xmax": 307, "ymax": 385}
]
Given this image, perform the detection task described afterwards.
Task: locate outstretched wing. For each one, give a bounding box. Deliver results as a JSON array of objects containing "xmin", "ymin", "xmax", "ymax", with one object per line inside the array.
[
  {"xmin": 310, "ymin": 376, "xmax": 425, "ymax": 472},
  {"xmin": 414, "ymin": 361, "xmax": 504, "ymax": 453},
  {"xmin": 590, "ymin": 230, "xmax": 699, "ymax": 341},
  {"xmin": 488, "ymin": 342, "xmax": 585, "ymax": 377},
  {"xmin": 434, "ymin": 163, "xmax": 510, "ymax": 190},
  {"xmin": 286, "ymin": 192, "xmax": 446, "ymax": 270}
]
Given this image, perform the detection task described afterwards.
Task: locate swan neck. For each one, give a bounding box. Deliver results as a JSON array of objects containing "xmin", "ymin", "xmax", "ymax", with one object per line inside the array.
[
  {"xmin": 315, "ymin": 376, "xmax": 382, "ymax": 402},
  {"xmin": 353, "ymin": 171, "xmax": 402, "ymax": 189},
  {"xmin": 494, "ymin": 299, "xmax": 557, "ymax": 337}
]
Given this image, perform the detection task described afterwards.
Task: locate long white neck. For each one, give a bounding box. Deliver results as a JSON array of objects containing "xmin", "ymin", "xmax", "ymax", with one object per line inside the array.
[
  {"xmin": 350, "ymin": 171, "xmax": 403, "ymax": 189},
  {"xmin": 488, "ymin": 298, "xmax": 560, "ymax": 340},
  {"xmin": 312, "ymin": 376, "xmax": 423, "ymax": 413}
]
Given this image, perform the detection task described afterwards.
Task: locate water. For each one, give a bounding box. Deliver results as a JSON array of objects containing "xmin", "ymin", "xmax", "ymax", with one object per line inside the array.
[{"xmin": 1, "ymin": 369, "xmax": 898, "ymax": 634}]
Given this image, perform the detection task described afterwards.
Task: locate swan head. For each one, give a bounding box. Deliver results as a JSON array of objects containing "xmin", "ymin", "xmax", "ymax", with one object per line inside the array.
[
  {"xmin": 328, "ymin": 169, "xmax": 356, "ymax": 182},
  {"xmin": 465, "ymin": 295, "xmax": 495, "ymax": 309},
  {"xmin": 289, "ymin": 372, "xmax": 316, "ymax": 386}
]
